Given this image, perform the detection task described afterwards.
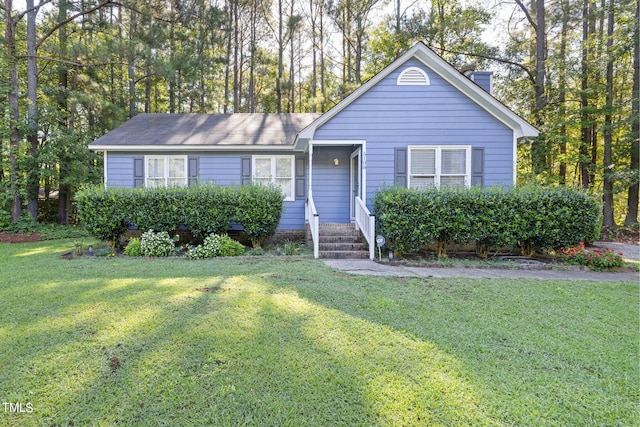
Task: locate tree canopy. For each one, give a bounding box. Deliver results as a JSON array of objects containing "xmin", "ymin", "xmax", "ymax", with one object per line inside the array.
[{"xmin": 1, "ymin": 0, "xmax": 637, "ymax": 226}]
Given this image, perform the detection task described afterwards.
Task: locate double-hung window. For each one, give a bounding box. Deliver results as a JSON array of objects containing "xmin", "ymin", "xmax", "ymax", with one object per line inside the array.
[
  {"xmin": 252, "ymin": 155, "xmax": 295, "ymax": 201},
  {"xmin": 145, "ymin": 155, "xmax": 188, "ymax": 188},
  {"xmin": 408, "ymin": 146, "xmax": 471, "ymax": 189}
]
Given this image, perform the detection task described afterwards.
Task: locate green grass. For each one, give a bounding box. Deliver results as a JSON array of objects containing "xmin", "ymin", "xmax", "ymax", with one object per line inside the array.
[{"xmin": 0, "ymin": 240, "xmax": 638, "ymax": 426}]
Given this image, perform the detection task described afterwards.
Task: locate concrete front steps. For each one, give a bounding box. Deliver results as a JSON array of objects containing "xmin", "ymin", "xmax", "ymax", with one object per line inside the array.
[{"xmin": 318, "ymin": 223, "xmax": 370, "ymax": 259}]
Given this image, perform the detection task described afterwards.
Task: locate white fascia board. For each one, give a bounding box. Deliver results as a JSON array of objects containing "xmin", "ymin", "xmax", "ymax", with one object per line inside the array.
[
  {"xmin": 89, "ymin": 144, "xmax": 301, "ymax": 152},
  {"xmin": 310, "ymin": 139, "xmax": 366, "ymax": 146}
]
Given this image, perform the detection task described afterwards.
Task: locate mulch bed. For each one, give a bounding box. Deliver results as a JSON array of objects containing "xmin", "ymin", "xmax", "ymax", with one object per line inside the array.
[{"xmin": 0, "ymin": 233, "xmax": 42, "ymax": 243}]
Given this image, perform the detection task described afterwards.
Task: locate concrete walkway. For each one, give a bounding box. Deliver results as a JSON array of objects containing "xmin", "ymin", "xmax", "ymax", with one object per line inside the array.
[{"xmin": 324, "ymin": 259, "xmax": 639, "ymax": 282}]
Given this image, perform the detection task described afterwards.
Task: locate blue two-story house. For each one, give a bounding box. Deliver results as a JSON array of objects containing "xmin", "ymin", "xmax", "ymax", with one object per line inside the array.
[{"xmin": 90, "ymin": 42, "xmax": 539, "ymax": 258}]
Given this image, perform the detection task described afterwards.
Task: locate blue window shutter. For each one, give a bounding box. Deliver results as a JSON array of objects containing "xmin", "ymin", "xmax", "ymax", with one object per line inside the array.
[
  {"xmin": 133, "ymin": 157, "xmax": 144, "ymax": 188},
  {"xmin": 295, "ymin": 156, "xmax": 306, "ymax": 199},
  {"xmin": 395, "ymin": 148, "xmax": 407, "ymax": 187},
  {"xmin": 471, "ymin": 147, "xmax": 484, "ymax": 186},
  {"xmin": 241, "ymin": 157, "xmax": 251, "ymax": 185},
  {"xmin": 188, "ymin": 156, "xmax": 199, "ymax": 186}
]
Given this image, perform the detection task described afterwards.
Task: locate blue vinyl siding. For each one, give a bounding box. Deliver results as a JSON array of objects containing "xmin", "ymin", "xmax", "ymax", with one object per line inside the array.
[
  {"xmin": 105, "ymin": 151, "xmax": 306, "ymax": 230},
  {"xmin": 198, "ymin": 156, "xmax": 241, "ymax": 185},
  {"xmin": 313, "ymin": 58, "xmax": 514, "ymax": 208},
  {"xmin": 279, "ymin": 200, "xmax": 305, "ymax": 230},
  {"xmin": 106, "ymin": 154, "xmax": 135, "ymax": 188}
]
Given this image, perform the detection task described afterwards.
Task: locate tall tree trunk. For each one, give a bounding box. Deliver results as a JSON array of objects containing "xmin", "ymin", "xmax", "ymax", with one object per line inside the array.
[
  {"xmin": 26, "ymin": 0, "xmax": 39, "ymax": 220},
  {"xmin": 515, "ymin": 0, "xmax": 547, "ymax": 175},
  {"xmin": 625, "ymin": 0, "xmax": 639, "ymax": 226},
  {"xmin": 558, "ymin": 0, "xmax": 569, "ymax": 184},
  {"xmin": 289, "ymin": 2, "xmax": 296, "ymax": 113},
  {"xmin": 248, "ymin": 0, "xmax": 257, "ymax": 113},
  {"xmin": 602, "ymin": 0, "xmax": 615, "ymax": 227},
  {"xmin": 354, "ymin": 29, "xmax": 362, "ymax": 84},
  {"xmin": 319, "ymin": 7, "xmax": 325, "ymax": 111},
  {"xmin": 128, "ymin": 63, "xmax": 136, "ymax": 118},
  {"xmin": 127, "ymin": 8, "xmax": 137, "ymax": 118},
  {"xmin": 345, "ymin": 0, "xmax": 352, "ymax": 83},
  {"xmin": 580, "ymin": 0, "xmax": 594, "ymax": 189},
  {"xmin": 57, "ymin": 0, "xmax": 71, "ymax": 225},
  {"xmin": 145, "ymin": 58, "xmax": 152, "ymax": 113},
  {"xmin": 169, "ymin": 1, "xmax": 176, "ymax": 113},
  {"xmin": 276, "ymin": 0, "xmax": 284, "ymax": 113},
  {"xmin": 310, "ymin": 0, "xmax": 317, "ymax": 112},
  {"xmin": 233, "ymin": 0, "xmax": 239, "ymax": 113},
  {"xmin": 223, "ymin": 0, "xmax": 233, "ymax": 114},
  {"xmin": 5, "ymin": 0, "xmax": 22, "ymax": 221}
]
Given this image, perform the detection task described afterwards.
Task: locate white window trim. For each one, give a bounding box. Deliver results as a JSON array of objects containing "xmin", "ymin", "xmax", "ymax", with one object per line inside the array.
[
  {"xmin": 144, "ymin": 155, "xmax": 188, "ymax": 188},
  {"xmin": 407, "ymin": 145, "xmax": 471, "ymax": 189},
  {"xmin": 252, "ymin": 155, "xmax": 295, "ymax": 202}
]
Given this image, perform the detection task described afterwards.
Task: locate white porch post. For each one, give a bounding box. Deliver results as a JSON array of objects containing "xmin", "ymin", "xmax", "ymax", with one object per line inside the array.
[
  {"xmin": 308, "ymin": 141, "xmax": 313, "ymax": 199},
  {"xmin": 361, "ymin": 142, "xmax": 367, "ymax": 205}
]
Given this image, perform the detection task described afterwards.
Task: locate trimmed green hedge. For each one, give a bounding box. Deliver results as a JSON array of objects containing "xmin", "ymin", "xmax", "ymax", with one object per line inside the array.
[
  {"xmin": 75, "ymin": 184, "xmax": 284, "ymax": 248},
  {"xmin": 373, "ymin": 185, "xmax": 601, "ymax": 258}
]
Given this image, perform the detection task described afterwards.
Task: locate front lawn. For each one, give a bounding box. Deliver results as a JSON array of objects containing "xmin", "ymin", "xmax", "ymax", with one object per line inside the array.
[{"xmin": 0, "ymin": 240, "xmax": 638, "ymax": 426}]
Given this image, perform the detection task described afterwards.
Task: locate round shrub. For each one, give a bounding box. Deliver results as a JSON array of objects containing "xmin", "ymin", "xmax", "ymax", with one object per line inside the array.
[
  {"xmin": 218, "ymin": 234, "xmax": 245, "ymax": 256},
  {"xmin": 186, "ymin": 234, "xmax": 244, "ymax": 259},
  {"xmin": 140, "ymin": 230, "xmax": 177, "ymax": 257},
  {"xmin": 124, "ymin": 237, "xmax": 142, "ymax": 256}
]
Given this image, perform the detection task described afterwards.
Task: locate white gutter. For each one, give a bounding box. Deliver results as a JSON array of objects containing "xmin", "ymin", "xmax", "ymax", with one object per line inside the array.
[{"xmin": 89, "ymin": 144, "xmax": 302, "ymax": 152}]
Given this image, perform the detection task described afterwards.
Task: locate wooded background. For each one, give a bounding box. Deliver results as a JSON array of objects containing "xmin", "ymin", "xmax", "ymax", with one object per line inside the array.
[{"xmin": 1, "ymin": 0, "xmax": 638, "ymax": 228}]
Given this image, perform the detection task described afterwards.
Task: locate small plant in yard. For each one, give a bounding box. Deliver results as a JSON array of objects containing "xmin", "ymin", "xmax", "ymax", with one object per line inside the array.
[
  {"xmin": 283, "ymin": 239, "xmax": 302, "ymax": 255},
  {"xmin": 124, "ymin": 237, "xmax": 143, "ymax": 256},
  {"xmin": 218, "ymin": 234, "xmax": 245, "ymax": 256},
  {"xmin": 73, "ymin": 240, "xmax": 85, "ymax": 256},
  {"xmin": 558, "ymin": 242, "xmax": 625, "ymax": 271},
  {"xmin": 94, "ymin": 247, "xmax": 116, "ymax": 257},
  {"xmin": 245, "ymin": 247, "xmax": 265, "ymax": 256},
  {"xmin": 140, "ymin": 230, "xmax": 178, "ymax": 257},
  {"xmin": 186, "ymin": 233, "xmax": 244, "ymax": 259}
]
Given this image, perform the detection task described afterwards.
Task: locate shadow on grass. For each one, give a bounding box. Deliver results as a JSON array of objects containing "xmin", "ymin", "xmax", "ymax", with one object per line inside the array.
[
  {"xmin": 0, "ymin": 242, "xmax": 637, "ymax": 426},
  {"xmin": 0, "ymin": 243, "xmax": 502, "ymax": 426}
]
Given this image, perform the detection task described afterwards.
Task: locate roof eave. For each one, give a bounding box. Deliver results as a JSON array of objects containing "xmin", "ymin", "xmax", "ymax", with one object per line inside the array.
[{"xmin": 89, "ymin": 144, "xmax": 301, "ymax": 152}]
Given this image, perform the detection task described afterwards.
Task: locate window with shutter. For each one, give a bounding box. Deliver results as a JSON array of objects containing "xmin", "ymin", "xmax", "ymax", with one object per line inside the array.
[
  {"xmin": 145, "ymin": 155, "xmax": 188, "ymax": 188},
  {"xmin": 408, "ymin": 146, "xmax": 471, "ymax": 189},
  {"xmin": 252, "ymin": 155, "xmax": 295, "ymax": 201}
]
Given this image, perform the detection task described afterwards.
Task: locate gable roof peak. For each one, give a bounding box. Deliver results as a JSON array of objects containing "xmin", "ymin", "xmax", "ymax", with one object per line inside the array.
[{"xmin": 296, "ymin": 42, "xmax": 538, "ymax": 144}]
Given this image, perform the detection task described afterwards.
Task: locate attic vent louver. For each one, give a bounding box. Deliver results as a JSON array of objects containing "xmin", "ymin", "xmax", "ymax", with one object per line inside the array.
[{"xmin": 397, "ymin": 67, "xmax": 430, "ymax": 86}]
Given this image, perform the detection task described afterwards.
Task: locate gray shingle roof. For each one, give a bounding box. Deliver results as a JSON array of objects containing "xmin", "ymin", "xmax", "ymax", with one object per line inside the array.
[{"xmin": 90, "ymin": 113, "xmax": 320, "ymax": 147}]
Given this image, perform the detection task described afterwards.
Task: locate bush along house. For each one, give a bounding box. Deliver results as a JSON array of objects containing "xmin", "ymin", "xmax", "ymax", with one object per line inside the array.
[{"xmin": 90, "ymin": 42, "xmax": 539, "ymax": 259}]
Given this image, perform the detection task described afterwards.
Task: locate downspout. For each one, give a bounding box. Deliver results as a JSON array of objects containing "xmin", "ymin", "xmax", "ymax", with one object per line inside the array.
[
  {"xmin": 103, "ymin": 151, "xmax": 108, "ymax": 188},
  {"xmin": 513, "ymin": 134, "xmax": 518, "ymax": 185}
]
